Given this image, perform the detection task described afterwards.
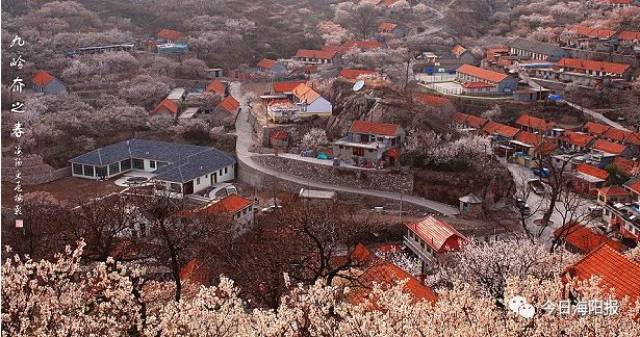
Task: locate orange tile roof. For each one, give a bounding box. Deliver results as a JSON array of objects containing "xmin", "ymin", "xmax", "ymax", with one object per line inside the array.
[
  {"xmin": 342, "ymin": 40, "xmax": 382, "ymax": 50},
  {"xmin": 157, "ymin": 29, "xmax": 183, "ymax": 41},
  {"xmin": 32, "ymin": 70, "xmax": 55, "ymax": 87},
  {"xmin": 379, "ymin": 22, "xmax": 398, "ymax": 32},
  {"xmin": 514, "ymin": 131, "xmax": 543, "ymax": 146},
  {"xmin": 339, "ymin": 68, "xmax": 377, "ymax": 79},
  {"xmin": 451, "ymin": 44, "xmax": 467, "ymax": 57},
  {"xmin": 414, "ymin": 92, "xmax": 450, "ymax": 106},
  {"xmin": 568, "ymin": 25, "xmax": 616, "ymax": 39},
  {"xmin": 152, "ymin": 99, "xmax": 179, "ymax": 116},
  {"xmin": 466, "ymin": 115, "xmax": 488, "ymax": 129},
  {"xmin": 598, "ymin": 186, "xmax": 630, "ymax": 197},
  {"xmin": 291, "ymin": 83, "xmax": 321, "ymax": 103},
  {"xmin": 561, "ymin": 131, "xmax": 594, "ymax": 148},
  {"xmin": 565, "ymin": 243, "xmax": 640, "ymax": 302},
  {"xmin": 217, "ymin": 96, "xmax": 240, "ymax": 113},
  {"xmin": 624, "ymin": 178, "xmax": 640, "ymax": 195},
  {"xmin": 273, "ymin": 80, "xmax": 306, "ymax": 93},
  {"xmin": 457, "ymin": 64, "xmax": 508, "ymax": 83},
  {"xmin": 592, "ymin": 139, "xmax": 625, "ymax": 155},
  {"xmin": 558, "ymin": 58, "xmax": 631, "ymax": 75},
  {"xmin": 257, "ymin": 58, "xmax": 278, "ymax": 69},
  {"xmin": 554, "ymin": 224, "xmax": 624, "ymax": 254},
  {"xmin": 619, "ymin": 30, "xmax": 640, "ymax": 41},
  {"xmin": 604, "ymin": 127, "xmax": 631, "ymax": 143},
  {"xmin": 584, "ymin": 121, "xmax": 611, "ymax": 135},
  {"xmin": 349, "ymin": 261, "xmax": 438, "ymax": 306},
  {"xmin": 205, "ymin": 80, "xmax": 226, "ymax": 95},
  {"xmin": 406, "ymin": 216, "xmax": 466, "ymax": 253},
  {"xmin": 576, "ymin": 163, "xmax": 609, "ymax": 181},
  {"xmin": 201, "ymin": 195, "xmax": 253, "ymax": 215},
  {"xmin": 180, "ymin": 259, "xmax": 210, "ymax": 284},
  {"xmin": 350, "ymin": 120, "xmax": 400, "ymax": 137},
  {"xmin": 613, "ymin": 157, "xmax": 640, "ymax": 176},
  {"xmin": 482, "ymin": 121, "xmax": 520, "ymax": 138},
  {"xmin": 515, "ymin": 114, "xmax": 554, "ymax": 132},
  {"xmin": 294, "ymin": 49, "xmax": 337, "ymax": 60}
]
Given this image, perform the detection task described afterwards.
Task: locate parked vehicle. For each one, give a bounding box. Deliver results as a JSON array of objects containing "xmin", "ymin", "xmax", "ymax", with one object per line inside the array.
[
  {"xmin": 521, "ymin": 204, "xmax": 531, "ymax": 216},
  {"xmin": 533, "ymin": 167, "xmax": 550, "ymax": 178},
  {"xmin": 527, "ymin": 179, "xmax": 546, "ymax": 195},
  {"xmin": 588, "ymin": 206, "xmax": 603, "ymax": 217}
]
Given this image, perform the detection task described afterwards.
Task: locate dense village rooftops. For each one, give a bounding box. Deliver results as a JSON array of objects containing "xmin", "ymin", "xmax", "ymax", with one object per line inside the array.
[
  {"xmin": 564, "ymin": 243, "xmax": 640, "ymax": 302},
  {"xmin": 157, "ymin": 29, "xmax": 183, "ymax": 41},
  {"xmin": 584, "ymin": 121, "xmax": 611, "ymax": 135},
  {"xmin": 567, "ymin": 25, "xmax": 616, "ymax": 39},
  {"xmin": 349, "ymin": 120, "xmax": 401, "ymax": 137},
  {"xmin": 509, "ymin": 38, "xmax": 565, "ymax": 56},
  {"xmin": 69, "ymin": 139, "xmax": 236, "ymax": 183},
  {"xmin": 32, "ymin": 70, "xmax": 55, "ymax": 87},
  {"xmin": 457, "ymin": 64, "xmax": 508, "ymax": 83},
  {"xmin": 554, "ymin": 224, "xmax": 624, "ymax": 254},
  {"xmin": 294, "ymin": 49, "xmax": 337, "ymax": 60},
  {"xmin": 257, "ymin": 58, "xmax": 278, "ymax": 69},
  {"xmin": 406, "ymin": 216, "xmax": 467, "ymax": 253},
  {"xmin": 515, "ymin": 114, "xmax": 554, "ymax": 131},
  {"xmin": 575, "ymin": 163, "xmax": 609, "ymax": 182},
  {"xmin": 557, "ymin": 58, "xmax": 631, "ymax": 75},
  {"xmin": 592, "ymin": 139, "xmax": 626, "ymax": 155}
]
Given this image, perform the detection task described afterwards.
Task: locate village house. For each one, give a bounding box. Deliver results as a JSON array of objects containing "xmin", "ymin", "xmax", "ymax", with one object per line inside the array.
[
  {"xmin": 333, "ymin": 120, "xmax": 404, "ymax": 168},
  {"xmin": 611, "ymin": 156, "xmax": 640, "ymax": 177},
  {"xmin": 166, "ymin": 88, "xmax": 186, "ymax": 103},
  {"xmin": 584, "ymin": 121, "xmax": 611, "ymax": 137},
  {"xmin": 451, "ymin": 44, "xmax": 477, "ymax": 65},
  {"xmin": 571, "ymin": 163, "xmax": 609, "ymax": 195},
  {"xmin": 157, "ymin": 29, "xmax": 183, "ymax": 43},
  {"xmin": 152, "ymin": 99, "xmax": 180, "ymax": 119},
  {"xmin": 591, "ymin": 139, "xmax": 626, "ymax": 159},
  {"xmin": 556, "ymin": 58, "xmax": 632, "ymax": 81},
  {"xmin": 272, "ymin": 80, "xmax": 306, "ymax": 95},
  {"xmin": 451, "ymin": 112, "xmax": 488, "ymax": 132},
  {"xmin": 293, "ymin": 49, "xmax": 338, "ymax": 65},
  {"xmin": 265, "ymin": 99, "xmax": 298, "ymax": 123},
  {"xmin": 603, "ymin": 127, "xmax": 640, "ymax": 145},
  {"xmin": 553, "ymin": 223, "xmax": 625, "ymax": 254},
  {"xmin": 195, "ymin": 194, "xmax": 255, "ymax": 234},
  {"xmin": 205, "ymin": 79, "xmax": 227, "ymax": 97},
  {"xmin": 290, "ymin": 83, "xmax": 332, "ymax": 117},
  {"xmin": 558, "ymin": 131, "xmax": 594, "ymax": 153},
  {"xmin": 597, "ymin": 186, "xmax": 633, "ymax": 225},
  {"xmin": 216, "ymin": 96, "xmax": 240, "ymax": 115},
  {"xmin": 481, "ymin": 121, "xmax": 521, "ymax": 156},
  {"xmin": 508, "ymin": 38, "xmax": 567, "ymax": 62},
  {"xmin": 563, "ymin": 243, "xmax": 640, "ymax": 303},
  {"xmin": 514, "ymin": 114, "xmax": 555, "ymax": 136},
  {"xmin": 257, "ymin": 58, "xmax": 287, "ymax": 75},
  {"xmin": 32, "ymin": 70, "xmax": 67, "ymax": 95},
  {"xmin": 510, "ymin": 131, "xmax": 558, "ymax": 161},
  {"xmin": 404, "ymin": 216, "xmax": 467, "ymax": 270},
  {"xmin": 69, "ymin": 139, "xmax": 236, "ymax": 199},
  {"xmin": 456, "ymin": 64, "xmax": 518, "ymax": 95}
]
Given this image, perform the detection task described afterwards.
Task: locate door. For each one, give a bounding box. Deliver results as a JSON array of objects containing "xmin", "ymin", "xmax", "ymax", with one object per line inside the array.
[{"xmin": 211, "ymin": 172, "xmax": 217, "ymax": 184}]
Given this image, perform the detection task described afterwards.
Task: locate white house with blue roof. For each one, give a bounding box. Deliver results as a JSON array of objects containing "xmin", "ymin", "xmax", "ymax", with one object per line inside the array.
[{"xmin": 69, "ymin": 139, "xmax": 236, "ymax": 198}]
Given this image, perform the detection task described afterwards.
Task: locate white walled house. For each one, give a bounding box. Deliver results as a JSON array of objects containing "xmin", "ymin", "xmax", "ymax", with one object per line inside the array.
[
  {"xmin": 291, "ymin": 83, "xmax": 332, "ymax": 117},
  {"xmin": 192, "ymin": 194, "xmax": 255, "ymax": 235},
  {"xmin": 69, "ymin": 139, "xmax": 236, "ymax": 198}
]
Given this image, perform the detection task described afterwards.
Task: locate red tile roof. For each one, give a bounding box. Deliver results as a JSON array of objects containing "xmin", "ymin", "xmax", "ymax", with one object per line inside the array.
[
  {"xmin": 217, "ymin": 96, "xmax": 240, "ymax": 113},
  {"xmin": 584, "ymin": 121, "xmax": 610, "ymax": 135},
  {"xmin": 32, "ymin": 71, "xmax": 55, "ymax": 87},
  {"xmin": 561, "ymin": 131, "xmax": 594, "ymax": 148},
  {"xmin": 565, "ymin": 243, "xmax": 640, "ymax": 302},
  {"xmin": 157, "ymin": 29, "xmax": 183, "ymax": 41},
  {"xmin": 466, "ymin": 115, "xmax": 488, "ymax": 129},
  {"xmin": 152, "ymin": 99, "xmax": 179, "ymax": 117},
  {"xmin": 592, "ymin": 139, "xmax": 626, "ymax": 155},
  {"xmin": 514, "ymin": 131, "xmax": 543, "ymax": 146},
  {"xmin": 349, "ymin": 261, "xmax": 438, "ymax": 306},
  {"xmin": 613, "ymin": 157, "xmax": 640, "ymax": 176},
  {"xmin": 457, "ymin": 64, "xmax": 508, "ymax": 83},
  {"xmin": 339, "ymin": 68, "xmax": 377, "ymax": 80},
  {"xmin": 451, "ymin": 44, "xmax": 467, "ymax": 57},
  {"xmin": 554, "ymin": 224, "xmax": 624, "ymax": 254},
  {"xmin": 575, "ymin": 163, "xmax": 609, "ymax": 181},
  {"xmin": 205, "ymin": 80, "xmax": 226, "ymax": 95},
  {"xmin": 558, "ymin": 58, "xmax": 631, "ymax": 75},
  {"xmin": 515, "ymin": 114, "xmax": 554, "ymax": 132},
  {"xmin": 295, "ymin": 49, "xmax": 337, "ymax": 60},
  {"xmin": 350, "ymin": 120, "xmax": 400, "ymax": 137},
  {"xmin": 273, "ymin": 80, "xmax": 306, "ymax": 93},
  {"xmin": 604, "ymin": 127, "xmax": 630, "ymax": 143},
  {"xmin": 180, "ymin": 259, "xmax": 210, "ymax": 284},
  {"xmin": 624, "ymin": 178, "xmax": 640, "ymax": 195},
  {"xmin": 619, "ymin": 30, "xmax": 640, "ymax": 41},
  {"xmin": 379, "ymin": 22, "xmax": 398, "ymax": 32},
  {"xmin": 414, "ymin": 92, "xmax": 450, "ymax": 106},
  {"xmin": 406, "ymin": 216, "xmax": 466, "ymax": 253},
  {"xmin": 568, "ymin": 25, "xmax": 616, "ymax": 39},
  {"xmin": 201, "ymin": 195, "xmax": 253, "ymax": 215},
  {"xmin": 257, "ymin": 58, "xmax": 278, "ymax": 69},
  {"xmin": 598, "ymin": 186, "xmax": 630, "ymax": 198},
  {"xmin": 482, "ymin": 121, "xmax": 520, "ymax": 138}
]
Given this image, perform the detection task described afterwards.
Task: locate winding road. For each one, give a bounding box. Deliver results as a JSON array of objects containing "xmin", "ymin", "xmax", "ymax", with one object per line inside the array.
[{"xmin": 231, "ymin": 83, "xmax": 459, "ymax": 216}]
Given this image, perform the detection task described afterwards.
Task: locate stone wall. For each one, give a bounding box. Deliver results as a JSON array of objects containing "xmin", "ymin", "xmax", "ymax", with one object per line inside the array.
[{"xmin": 251, "ymin": 156, "xmax": 413, "ymax": 193}]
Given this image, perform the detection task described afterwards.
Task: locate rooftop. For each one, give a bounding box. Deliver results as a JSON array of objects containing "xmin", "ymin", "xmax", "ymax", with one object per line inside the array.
[
  {"xmin": 406, "ymin": 216, "xmax": 467, "ymax": 253},
  {"xmin": 457, "ymin": 64, "xmax": 509, "ymax": 83},
  {"xmin": 349, "ymin": 120, "xmax": 401, "ymax": 137}
]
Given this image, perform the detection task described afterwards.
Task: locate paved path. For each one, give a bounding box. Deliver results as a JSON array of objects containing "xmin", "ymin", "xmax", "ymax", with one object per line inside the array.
[{"xmin": 231, "ymin": 82, "xmax": 459, "ymax": 216}]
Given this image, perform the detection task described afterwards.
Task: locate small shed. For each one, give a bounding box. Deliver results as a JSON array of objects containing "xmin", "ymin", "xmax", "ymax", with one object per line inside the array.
[{"xmin": 459, "ymin": 193, "xmax": 482, "ymax": 215}]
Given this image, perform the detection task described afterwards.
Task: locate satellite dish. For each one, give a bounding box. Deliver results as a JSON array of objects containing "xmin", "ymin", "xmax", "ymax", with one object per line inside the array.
[{"xmin": 353, "ymin": 80, "xmax": 365, "ymax": 92}]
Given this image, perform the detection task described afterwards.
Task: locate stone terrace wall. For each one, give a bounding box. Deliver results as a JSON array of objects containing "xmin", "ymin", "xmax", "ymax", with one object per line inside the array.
[{"xmin": 252, "ymin": 156, "xmax": 413, "ymax": 193}]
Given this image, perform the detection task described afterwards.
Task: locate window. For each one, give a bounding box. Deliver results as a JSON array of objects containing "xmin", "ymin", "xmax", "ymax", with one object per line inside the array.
[
  {"xmin": 353, "ymin": 147, "xmax": 364, "ymax": 156},
  {"xmin": 83, "ymin": 165, "xmax": 94, "ymax": 177},
  {"xmin": 121, "ymin": 159, "xmax": 131, "ymax": 171},
  {"xmin": 73, "ymin": 163, "xmax": 82, "ymax": 175},
  {"xmin": 224, "ymin": 167, "xmax": 228, "ymax": 174},
  {"xmin": 219, "ymin": 169, "xmax": 223, "ymax": 175},
  {"xmin": 196, "ymin": 177, "xmax": 200, "ymax": 184},
  {"xmin": 96, "ymin": 166, "xmax": 107, "ymax": 178},
  {"xmin": 109, "ymin": 162, "xmax": 120, "ymax": 175},
  {"xmin": 133, "ymin": 158, "xmax": 144, "ymax": 169},
  {"xmin": 149, "ymin": 160, "xmax": 156, "ymax": 169}
]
